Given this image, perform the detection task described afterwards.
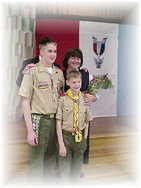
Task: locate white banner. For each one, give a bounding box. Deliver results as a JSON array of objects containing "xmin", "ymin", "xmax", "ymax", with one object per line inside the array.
[{"xmin": 79, "ymin": 21, "xmax": 119, "ymax": 117}]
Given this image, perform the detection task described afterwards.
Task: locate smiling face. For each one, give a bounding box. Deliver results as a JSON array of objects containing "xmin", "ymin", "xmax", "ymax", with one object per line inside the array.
[
  {"xmin": 67, "ymin": 56, "xmax": 81, "ymax": 71},
  {"xmin": 40, "ymin": 43, "xmax": 57, "ymax": 67},
  {"xmin": 66, "ymin": 76, "xmax": 82, "ymax": 96}
]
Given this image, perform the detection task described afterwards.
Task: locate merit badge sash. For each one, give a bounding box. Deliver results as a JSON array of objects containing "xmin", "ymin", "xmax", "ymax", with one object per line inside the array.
[{"xmin": 31, "ymin": 114, "xmax": 42, "ymax": 139}]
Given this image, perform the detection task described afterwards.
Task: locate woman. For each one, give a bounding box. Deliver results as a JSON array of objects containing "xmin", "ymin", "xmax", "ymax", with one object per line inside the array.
[
  {"xmin": 63, "ymin": 48, "xmax": 97, "ymax": 103},
  {"xmin": 62, "ymin": 48, "xmax": 97, "ymax": 170}
]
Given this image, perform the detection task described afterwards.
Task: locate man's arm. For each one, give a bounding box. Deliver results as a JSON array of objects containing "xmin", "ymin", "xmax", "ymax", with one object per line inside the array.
[{"xmin": 22, "ymin": 97, "xmax": 38, "ymax": 146}]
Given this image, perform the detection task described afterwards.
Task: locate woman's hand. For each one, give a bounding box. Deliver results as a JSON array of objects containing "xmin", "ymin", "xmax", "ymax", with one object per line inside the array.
[
  {"xmin": 22, "ymin": 63, "xmax": 36, "ymax": 74},
  {"xmin": 81, "ymin": 68, "xmax": 91, "ymax": 74},
  {"xmin": 83, "ymin": 93, "xmax": 97, "ymax": 104}
]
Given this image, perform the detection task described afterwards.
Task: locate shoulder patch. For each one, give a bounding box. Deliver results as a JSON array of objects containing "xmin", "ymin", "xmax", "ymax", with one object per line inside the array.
[{"xmin": 24, "ymin": 69, "xmax": 30, "ymax": 74}]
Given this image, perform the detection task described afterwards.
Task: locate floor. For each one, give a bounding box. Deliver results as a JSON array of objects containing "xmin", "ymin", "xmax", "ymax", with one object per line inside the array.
[{"xmin": 1, "ymin": 116, "xmax": 141, "ymax": 188}]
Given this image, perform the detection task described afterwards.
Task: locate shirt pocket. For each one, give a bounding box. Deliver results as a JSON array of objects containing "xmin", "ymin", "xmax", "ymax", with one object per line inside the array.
[
  {"xmin": 62, "ymin": 106, "xmax": 73, "ymax": 123},
  {"xmin": 36, "ymin": 81, "xmax": 50, "ymax": 99},
  {"xmin": 79, "ymin": 109, "xmax": 86, "ymax": 125}
]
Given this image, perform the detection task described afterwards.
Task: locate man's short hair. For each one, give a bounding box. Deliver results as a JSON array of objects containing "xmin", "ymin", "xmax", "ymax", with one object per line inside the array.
[{"xmin": 39, "ymin": 37, "xmax": 57, "ymax": 49}]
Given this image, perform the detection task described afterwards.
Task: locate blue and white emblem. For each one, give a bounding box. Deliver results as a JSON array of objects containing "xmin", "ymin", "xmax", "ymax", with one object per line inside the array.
[{"xmin": 92, "ymin": 36, "xmax": 107, "ymax": 69}]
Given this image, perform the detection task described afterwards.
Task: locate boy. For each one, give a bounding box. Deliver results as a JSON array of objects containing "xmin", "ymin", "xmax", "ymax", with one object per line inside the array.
[
  {"xmin": 18, "ymin": 37, "xmax": 64, "ymax": 185},
  {"xmin": 56, "ymin": 70, "xmax": 93, "ymax": 184}
]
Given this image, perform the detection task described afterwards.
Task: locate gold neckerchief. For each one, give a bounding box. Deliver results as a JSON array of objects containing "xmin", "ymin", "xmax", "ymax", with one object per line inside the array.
[{"xmin": 67, "ymin": 89, "xmax": 82, "ymax": 142}]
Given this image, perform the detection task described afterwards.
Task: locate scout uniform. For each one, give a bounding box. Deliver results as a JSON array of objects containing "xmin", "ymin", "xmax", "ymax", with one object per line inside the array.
[
  {"xmin": 63, "ymin": 69, "xmax": 93, "ymax": 164},
  {"xmin": 18, "ymin": 60, "xmax": 64, "ymax": 184},
  {"xmin": 56, "ymin": 89, "xmax": 93, "ymax": 184}
]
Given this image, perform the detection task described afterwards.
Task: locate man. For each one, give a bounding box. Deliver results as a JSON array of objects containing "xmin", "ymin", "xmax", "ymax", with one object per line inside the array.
[{"xmin": 18, "ymin": 37, "xmax": 64, "ymax": 185}]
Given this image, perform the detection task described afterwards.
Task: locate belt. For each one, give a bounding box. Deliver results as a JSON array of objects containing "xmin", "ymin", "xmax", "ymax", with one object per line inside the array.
[
  {"xmin": 62, "ymin": 130, "xmax": 75, "ymax": 136},
  {"xmin": 42, "ymin": 114, "xmax": 56, "ymax": 119},
  {"xmin": 32, "ymin": 113, "xmax": 56, "ymax": 119}
]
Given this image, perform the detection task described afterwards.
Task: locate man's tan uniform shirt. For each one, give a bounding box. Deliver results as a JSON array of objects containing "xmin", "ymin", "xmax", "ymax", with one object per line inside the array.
[
  {"xmin": 56, "ymin": 93, "xmax": 93, "ymax": 132},
  {"xmin": 18, "ymin": 60, "xmax": 64, "ymax": 115}
]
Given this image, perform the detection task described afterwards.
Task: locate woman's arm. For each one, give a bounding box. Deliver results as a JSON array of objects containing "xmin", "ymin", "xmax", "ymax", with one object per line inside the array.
[{"xmin": 84, "ymin": 121, "xmax": 89, "ymax": 139}]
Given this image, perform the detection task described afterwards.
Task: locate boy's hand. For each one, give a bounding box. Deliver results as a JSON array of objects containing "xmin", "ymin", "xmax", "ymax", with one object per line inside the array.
[
  {"xmin": 59, "ymin": 145, "xmax": 67, "ymax": 157},
  {"xmin": 27, "ymin": 129, "xmax": 38, "ymax": 146}
]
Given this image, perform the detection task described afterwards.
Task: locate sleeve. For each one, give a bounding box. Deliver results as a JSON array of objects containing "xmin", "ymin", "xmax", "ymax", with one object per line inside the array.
[
  {"xmin": 16, "ymin": 70, "xmax": 23, "ymax": 87},
  {"xmin": 56, "ymin": 97, "xmax": 64, "ymax": 120},
  {"xmin": 61, "ymin": 75, "xmax": 65, "ymax": 93},
  {"xmin": 89, "ymin": 72, "xmax": 93, "ymax": 82},
  {"xmin": 58, "ymin": 69, "xmax": 65, "ymax": 94},
  {"xmin": 16, "ymin": 60, "xmax": 29, "ymax": 87},
  {"xmin": 16, "ymin": 57, "xmax": 39, "ymax": 87},
  {"xmin": 18, "ymin": 70, "xmax": 34, "ymax": 99},
  {"xmin": 85, "ymin": 106, "xmax": 93, "ymax": 122}
]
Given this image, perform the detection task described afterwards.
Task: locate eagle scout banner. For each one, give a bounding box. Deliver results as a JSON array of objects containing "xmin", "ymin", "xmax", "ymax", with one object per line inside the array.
[{"xmin": 79, "ymin": 21, "xmax": 118, "ymax": 117}]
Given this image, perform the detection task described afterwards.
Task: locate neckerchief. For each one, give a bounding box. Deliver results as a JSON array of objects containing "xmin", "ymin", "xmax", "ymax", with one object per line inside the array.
[{"xmin": 67, "ymin": 89, "xmax": 82, "ymax": 142}]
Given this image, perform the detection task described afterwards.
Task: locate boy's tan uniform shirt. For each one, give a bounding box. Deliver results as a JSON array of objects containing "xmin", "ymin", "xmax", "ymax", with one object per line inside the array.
[
  {"xmin": 56, "ymin": 93, "xmax": 93, "ymax": 132},
  {"xmin": 18, "ymin": 60, "xmax": 64, "ymax": 114}
]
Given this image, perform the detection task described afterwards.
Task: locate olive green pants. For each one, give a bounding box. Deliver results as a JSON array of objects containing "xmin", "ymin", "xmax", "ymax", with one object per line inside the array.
[
  {"xmin": 28, "ymin": 117, "xmax": 57, "ymax": 185},
  {"xmin": 58, "ymin": 132, "xmax": 87, "ymax": 185}
]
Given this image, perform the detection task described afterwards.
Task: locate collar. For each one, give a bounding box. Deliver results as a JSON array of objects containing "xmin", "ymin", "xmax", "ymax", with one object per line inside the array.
[
  {"xmin": 67, "ymin": 89, "xmax": 81, "ymax": 101},
  {"xmin": 38, "ymin": 60, "xmax": 59, "ymax": 74}
]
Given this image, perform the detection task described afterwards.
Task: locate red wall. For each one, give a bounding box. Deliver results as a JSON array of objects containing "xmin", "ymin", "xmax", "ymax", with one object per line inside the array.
[{"xmin": 36, "ymin": 19, "xmax": 79, "ymax": 70}]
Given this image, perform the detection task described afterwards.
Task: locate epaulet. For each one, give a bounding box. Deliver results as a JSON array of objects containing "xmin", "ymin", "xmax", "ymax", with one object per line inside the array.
[
  {"xmin": 61, "ymin": 93, "xmax": 66, "ymax": 97},
  {"xmin": 58, "ymin": 92, "xmax": 67, "ymax": 102}
]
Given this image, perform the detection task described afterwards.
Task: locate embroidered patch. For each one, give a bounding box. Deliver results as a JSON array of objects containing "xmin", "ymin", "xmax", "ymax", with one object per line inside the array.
[
  {"xmin": 38, "ymin": 81, "xmax": 48, "ymax": 89},
  {"xmin": 83, "ymin": 102, "xmax": 87, "ymax": 106},
  {"xmin": 24, "ymin": 69, "xmax": 30, "ymax": 74},
  {"xmin": 57, "ymin": 78, "xmax": 63, "ymax": 95}
]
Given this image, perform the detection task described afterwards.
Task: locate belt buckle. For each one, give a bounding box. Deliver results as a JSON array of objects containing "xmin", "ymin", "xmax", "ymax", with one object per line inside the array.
[{"xmin": 50, "ymin": 114, "xmax": 54, "ymax": 118}]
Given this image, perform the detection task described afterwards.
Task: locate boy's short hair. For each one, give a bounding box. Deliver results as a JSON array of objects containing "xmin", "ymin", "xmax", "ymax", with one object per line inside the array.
[
  {"xmin": 39, "ymin": 37, "xmax": 57, "ymax": 49},
  {"xmin": 66, "ymin": 70, "xmax": 82, "ymax": 81}
]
